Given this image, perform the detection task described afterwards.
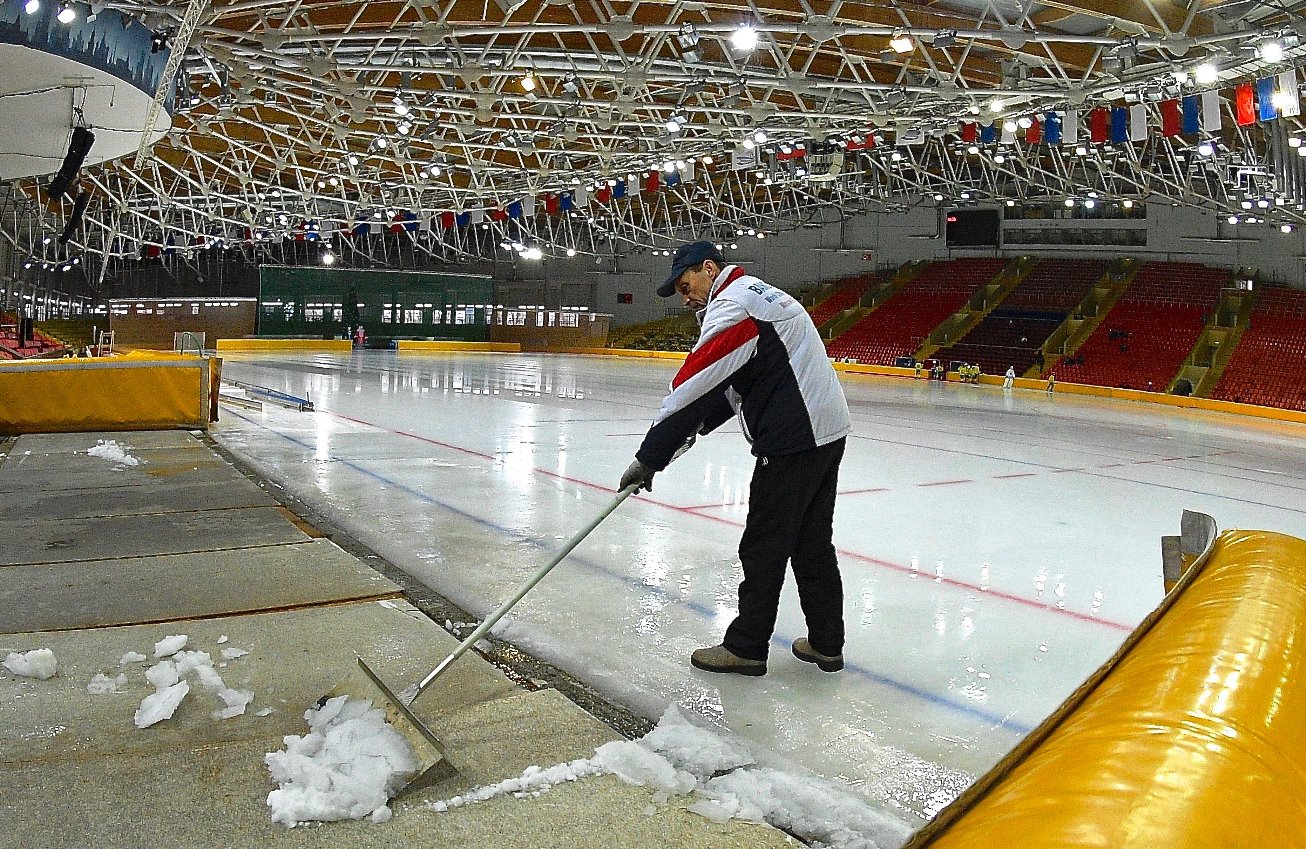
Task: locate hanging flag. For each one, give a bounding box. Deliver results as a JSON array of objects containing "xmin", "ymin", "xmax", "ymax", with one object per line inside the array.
[
  {"xmin": 1129, "ymin": 104, "xmax": 1147, "ymax": 141},
  {"xmin": 1044, "ymin": 112, "xmax": 1062, "ymax": 144},
  {"xmin": 573, "ymin": 186, "xmax": 588, "ymax": 207},
  {"xmin": 665, "ymin": 170, "xmax": 681, "ymax": 187},
  {"xmin": 1110, "ymin": 106, "xmax": 1128, "ymax": 143},
  {"xmin": 521, "ymin": 195, "xmax": 536, "ymax": 216},
  {"xmin": 1257, "ymin": 76, "xmax": 1278, "ymax": 121},
  {"xmin": 455, "ymin": 211, "xmax": 471, "ymax": 227},
  {"xmin": 1201, "ymin": 90, "xmax": 1222, "ymax": 131},
  {"xmin": 1278, "ymin": 69, "xmax": 1301, "ymax": 117},
  {"xmin": 545, "ymin": 193, "xmax": 560, "ymax": 214},
  {"xmin": 682, "ymin": 161, "xmax": 696, "ymax": 182},
  {"xmin": 624, "ymin": 174, "xmax": 639, "ymax": 196},
  {"xmin": 979, "ymin": 122, "xmax": 996, "ymax": 143},
  {"xmin": 596, "ymin": 185, "xmax": 612, "ymax": 204},
  {"xmin": 505, "ymin": 201, "xmax": 522, "ymax": 219},
  {"xmin": 489, "ymin": 208, "xmax": 509, "ymax": 222},
  {"xmin": 1089, "ymin": 108, "xmax": 1109, "ymax": 143},
  {"xmin": 1182, "ymin": 95, "xmax": 1200, "ymax": 134},
  {"xmin": 560, "ymin": 191, "xmax": 575, "ymax": 211},
  {"xmin": 1160, "ymin": 99, "xmax": 1181, "ymax": 136},
  {"xmin": 960, "ymin": 122, "xmax": 978, "ymax": 143},
  {"xmin": 612, "ymin": 179, "xmax": 627, "ymax": 199},
  {"xmin": 999, "ymin": 122, "xmax": 1015, "ymax": 144},
  {"xmin": 1063, "ymin": 110, "xmax": 1079, "ymax": 144},
  {"xmin": 439, "ymin": 211, "xmax": 456, "ymax": 228},
  {"xmin": 645, "ymin": 170, "xmax": 661, "ymax": 192},
  {"xmin": 1235, "ymin": 82, "xmax": 1256, "ymax": 126},
  {"xmin": 469, "ymin": 208, "xmax": 486, "ymax": 225},
  {"xmin": 1024, "ymin": 117, "xmax": 1042, "ymax": 144}
]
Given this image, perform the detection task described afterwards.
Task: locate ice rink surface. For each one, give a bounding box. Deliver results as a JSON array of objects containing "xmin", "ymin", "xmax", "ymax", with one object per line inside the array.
[{"xmin": 211, "ymin": 351, "xmax": 1306, "ymax": 825}]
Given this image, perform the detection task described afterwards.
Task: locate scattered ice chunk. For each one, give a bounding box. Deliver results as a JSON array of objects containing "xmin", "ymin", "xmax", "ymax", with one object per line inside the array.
[
  {"xmin": 213, "ymin": 688, "xmax": 255, "ymax": 720},
  {"xmin": 144, "ymin": 661, "xmax": 179, "ymax": 690},
  {"xmin": 3, "ymin": 649, "xmax": 58, "ymax": 679},
  {"xmin": 153, "ymin": 635, "xmax": 188, "ymax": 658},
  {"xmin": 217, "ymin": 635, "xmax": 229, "ymax": 644},
  {"xmin": 220, "ymin": 648, "xmax": 248, "ymax": 660},
  {"xmin": 119, "ymin": 651, "xmax": 147, "ymax": 665},
  {"xmin": 87, "ymin": 440, "xmax": 140, "ymax": 466},
  {"xmin": 134, "ymin": 681, "xmax": 190, "ymax": 728},
  {"xmin": 265, "ymin": 695, "xmax": 421, "ymax": 827},
  {"xmin": 255, "ymin": 707, "xmax": 274, "ymax": 717},
  {"xmin": 88, "ymin": 673, "xmax": 127, "ymax": 694},
  {"xmin": 172, "ymin": 650, "xmax": 213, "ymax": 675}
]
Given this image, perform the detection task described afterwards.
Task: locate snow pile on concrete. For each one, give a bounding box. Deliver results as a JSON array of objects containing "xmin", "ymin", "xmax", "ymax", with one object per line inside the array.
[
  {"xmin": 87, "ymin": 440, "xmax": 140, "ymax": 466},
  {"xmin": 119, "ymin": 651, "xmax": 147, "ymax": 665},
  {"xmin": 265, "ymin": 695, "xmax": 421, "ymax": 827},
  {"xmin": 421, "ymin": 704, "xmax": 912, "ymax": 849},
  {"xmin": 3, "ymin": 648, "xmax": 58, "ymax": 679}
]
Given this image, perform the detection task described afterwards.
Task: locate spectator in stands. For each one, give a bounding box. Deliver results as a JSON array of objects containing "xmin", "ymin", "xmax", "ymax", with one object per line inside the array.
[
  {"xmin": 620, "ymin": 240, "xmax": 851, "ymax": 677},
  {"xmin": 1003, "ymin": 365, "xmax": 1016, "ymax": 389}
]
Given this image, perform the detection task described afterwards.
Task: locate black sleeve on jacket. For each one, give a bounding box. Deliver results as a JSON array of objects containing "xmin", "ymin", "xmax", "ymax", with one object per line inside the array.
[
  {"xmin": 696, "ymin": 388, "xmax": 735, "ymax": 435},
  {"xmin": 635, "ymin": 380, "xmax": 731, "ymax": 470}
]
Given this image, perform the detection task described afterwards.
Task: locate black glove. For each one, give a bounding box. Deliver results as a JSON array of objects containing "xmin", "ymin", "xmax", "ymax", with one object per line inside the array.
[{"xmin": 620, "ymin": 459, "xmax": 655, "ymax": 493}]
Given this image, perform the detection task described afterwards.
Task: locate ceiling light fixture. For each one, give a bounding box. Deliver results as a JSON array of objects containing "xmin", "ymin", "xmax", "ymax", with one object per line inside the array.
[
  {"xmin": 56, "ymin": 3, "xmax": 75, "ymax": 23},
  {"xmin": 889, "ymin": 30, "xmax": 914, "ymax": 53},
  {"xmin": 1195, "ymin": 63, "xmax": 1218, "ymax": 85},
  {"xmin": 731, "ymin": 26, "xmax": 759, "ymax": 52}
]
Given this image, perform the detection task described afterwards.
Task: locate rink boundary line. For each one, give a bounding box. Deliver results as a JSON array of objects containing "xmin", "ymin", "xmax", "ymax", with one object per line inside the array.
[{"xmin": 223, "ymin": 408, "xmax": 1038, "ymax": 735}]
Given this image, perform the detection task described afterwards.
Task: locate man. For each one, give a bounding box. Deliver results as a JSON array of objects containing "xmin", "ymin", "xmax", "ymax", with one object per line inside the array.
[{"xmin": 619, "ymin": 241, "xmax": 852, "ymax": 677}]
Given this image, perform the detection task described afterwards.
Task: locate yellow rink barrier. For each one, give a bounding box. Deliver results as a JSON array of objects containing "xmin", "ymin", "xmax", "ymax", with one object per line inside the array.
[
  {"xmin": 396, "ymin": 340, "xmax": 522, "ymax": 353},
  {"xmin": 216, "ymin": 338, "xmax": 353, "ymax": 352},
  {"xmin": 905, "ymin": 515, "xmax": 1306, "ymax": 849},
  {"xmin": 0, "ymin": 352, "xmax": 218, "ymax": 435}
]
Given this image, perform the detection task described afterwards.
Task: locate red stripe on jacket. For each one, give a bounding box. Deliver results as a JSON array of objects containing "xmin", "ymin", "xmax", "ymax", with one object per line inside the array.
[{"xmin": 671, "ymin": 318, "xmax": 759, "ymax": 390}]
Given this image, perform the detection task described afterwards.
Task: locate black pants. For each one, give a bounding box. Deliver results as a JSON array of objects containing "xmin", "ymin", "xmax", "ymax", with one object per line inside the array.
[{"xmin": 723, "ymin": 438, "xmax": 845, "ymax": 661}]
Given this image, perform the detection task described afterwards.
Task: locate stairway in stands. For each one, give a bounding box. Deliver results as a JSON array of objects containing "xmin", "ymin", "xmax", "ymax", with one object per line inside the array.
[
  {"xmin": 824, "ymin": 258, "xmax": 1008, "ymax": 365},
  {"xmin": 933, "ymin": 258, "xmax": 1107, "ymax": 377},
  {"xmin": 1209, "ymin": 285, "xmax": 1306, "ymax": 411},
  {"xmin": 1050, "ymin": 262, "xmax": 1228, "ymax": 392}
]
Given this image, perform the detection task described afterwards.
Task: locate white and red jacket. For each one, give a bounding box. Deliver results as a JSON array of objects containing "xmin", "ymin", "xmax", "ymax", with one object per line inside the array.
[{"xmin": 636, "ymin": 265, "xmax": 852, "ymax": 470}]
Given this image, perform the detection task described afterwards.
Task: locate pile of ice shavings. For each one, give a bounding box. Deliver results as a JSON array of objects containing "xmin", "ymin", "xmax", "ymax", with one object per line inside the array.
[
  {"xmin": 86, "ymin": 439, "xmax": 140, "ymax": 466},
  {"xmin": 424, "ymin": 705, "xmax": 913, "ymax": 849},
  {"xmin": 3, "ymin": 648, "xmax": 58, "ymax": 679},
  {"xmin": 265, "ymin": 695, "xmax": 421, "ymax": 827}
]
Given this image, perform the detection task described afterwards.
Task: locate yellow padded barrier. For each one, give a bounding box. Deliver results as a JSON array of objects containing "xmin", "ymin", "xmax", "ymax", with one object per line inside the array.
[
  {"xmin": 0, "ymin": 354, "xmax": 214, "ymax": 434},
  {"xmin": 396, "ymin": 341, "xmax": 522, "ymax": 353},
  {"xmin": 216, "ymin": 339, "xmax": 353, "ymax": 352},
  {"xmin": 906, "ymin": 528, "xmax": 1306, "ymax": 849}
]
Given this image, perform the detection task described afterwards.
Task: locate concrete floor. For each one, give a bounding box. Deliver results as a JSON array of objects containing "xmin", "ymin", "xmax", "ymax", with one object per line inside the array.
[{"xmin": 0, "ymin": 430, "xmax": 799, "ymax": 849}]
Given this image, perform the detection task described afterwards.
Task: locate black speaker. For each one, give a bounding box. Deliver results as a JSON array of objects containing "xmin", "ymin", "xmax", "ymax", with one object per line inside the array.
[
  {"xmin": 47, "ymin": 127, "xmax": 96, "ymax": 202},
  {"xmin": 58, "ymin": 190, "xmax": 91, "ymax": 245}
]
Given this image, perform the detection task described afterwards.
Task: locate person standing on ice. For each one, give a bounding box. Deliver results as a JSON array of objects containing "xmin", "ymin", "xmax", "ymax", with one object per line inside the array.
[
  {"xmin": 1003, "ymin": 365, "xmax": 1016, "ymax": 389},
  {"xmin": 618, "ymin": 241, "xmax": 852, "ymax": 677}
]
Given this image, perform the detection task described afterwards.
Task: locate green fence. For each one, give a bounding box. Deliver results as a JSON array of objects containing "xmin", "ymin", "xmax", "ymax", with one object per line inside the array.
[{"xmin": 257, "ymin": 266, "xmax": 495, "ymax": 342}]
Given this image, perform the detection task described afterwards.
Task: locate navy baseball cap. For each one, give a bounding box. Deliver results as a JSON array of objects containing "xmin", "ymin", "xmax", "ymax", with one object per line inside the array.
[{"xmin": 658, "ymin": 241, "xmax": 723, "ymax": 297}]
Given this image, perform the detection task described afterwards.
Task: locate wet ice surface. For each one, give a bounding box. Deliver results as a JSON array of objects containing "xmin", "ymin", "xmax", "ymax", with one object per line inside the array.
[{"xmin": 211, "ymin": 350, "xmax": 1306, "ymax": 824}]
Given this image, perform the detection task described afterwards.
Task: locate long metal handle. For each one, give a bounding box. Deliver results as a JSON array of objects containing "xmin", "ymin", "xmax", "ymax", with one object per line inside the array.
[{"xmin": 409, "ymin": 483, "xmax": 640, "ymax": 701}]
